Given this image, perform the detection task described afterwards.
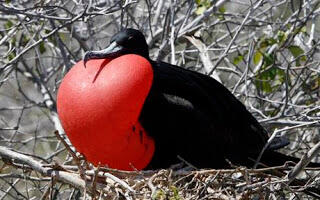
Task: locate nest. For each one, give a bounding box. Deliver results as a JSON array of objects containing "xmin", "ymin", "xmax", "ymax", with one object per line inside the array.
[
  {"xmin": 83, "ymin": 165, "xmax": 320, "ymax": 199},
  {"xmin": 1, "ymin": 131, "xmax": 320, "ymax": 199}
]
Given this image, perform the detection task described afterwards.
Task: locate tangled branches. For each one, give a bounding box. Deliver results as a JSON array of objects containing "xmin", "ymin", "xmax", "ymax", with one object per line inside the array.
[
  {"xmin": 1, "ymin": 143, "xmax": 320, "ymax": 199},
  {"xmin": 0, "ymin": 0, "xmax": 320, "ymax": 199}
]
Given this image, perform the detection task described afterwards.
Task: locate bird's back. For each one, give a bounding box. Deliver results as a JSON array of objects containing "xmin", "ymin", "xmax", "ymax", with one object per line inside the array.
[{"xmin": 140, "ymin": 61, "xmax": 280, "ymax": 169}]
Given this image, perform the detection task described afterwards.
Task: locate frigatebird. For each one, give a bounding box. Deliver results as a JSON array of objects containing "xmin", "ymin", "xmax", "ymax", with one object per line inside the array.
[{"xmin": 79, "ymin": 28, "xmax": 301, "ymax": 169}]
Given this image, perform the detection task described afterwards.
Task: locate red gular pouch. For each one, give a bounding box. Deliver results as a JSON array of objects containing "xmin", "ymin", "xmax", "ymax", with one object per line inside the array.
[{"xmin": 57, "ymin": 54, "xmax": 155, "ymax": 170}]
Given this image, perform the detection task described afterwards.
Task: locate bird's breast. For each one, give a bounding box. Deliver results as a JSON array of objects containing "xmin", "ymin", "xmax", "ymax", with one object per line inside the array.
[{"xmin": 57, "ymin": 55, "xmax": 155, "ymax": 170}]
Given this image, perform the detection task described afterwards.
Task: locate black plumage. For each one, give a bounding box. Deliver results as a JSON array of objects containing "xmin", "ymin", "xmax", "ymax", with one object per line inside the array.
[{"xmin": 83, "ymin": 28, "xmax": 301, "ymax": 169}]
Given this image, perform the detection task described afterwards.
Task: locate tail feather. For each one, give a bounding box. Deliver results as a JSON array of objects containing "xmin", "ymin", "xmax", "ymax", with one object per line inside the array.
[
  {"xmin": 259, "ymin": 151, "xmax": 320, "ymax": 168},
  {"xmin": 267, "ymin": 136, "xmax": 290, "ymax": 151},
  {"xmin": 256, "ymin": 151, "xmax": 320, "ymax": 199}
]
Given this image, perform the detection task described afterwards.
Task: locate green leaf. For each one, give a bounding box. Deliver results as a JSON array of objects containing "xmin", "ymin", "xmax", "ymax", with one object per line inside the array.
[
  {"xmin": 152, "ymin": 189, "xmax": 166, "ymax": 200},
  {"xmin": 5, "ymin": 20, "xmax": 13, "ymax": 29},
  {"xmin": 233, "ymin": 55, "xmax": 244, "ymax": 65},
  {"xmin": 253, "ymin": 51, "xmax": 262, "ymax": 65},
  {"xmin": 39, "ymin": 42, "xmax": 46, "ymax": 54},
  {"xmin": 195, "ymin": 6, "xmax": 206, "ymax": 15},
  {"xmin": 300, "ymin": 26, "xmax": 307, "ymax": 33},
  {"xmin": 293, "ymin": 26, "xmax": 307, "ymax": 35},
  {"xmin": 195, "ymin": 0, "xmax": 211, "ymax": 15},
  {"xmin": 255, "ymin": 66, "xmax": 285, "ymax": 93},
  {"xmin": 8, "ymin": 52, "xmax": 16, "ymax": 61},
  {"xmin": 260, "ymin": 38, "xmax": 277, "ymax": 49},
  {"xmin": 21, "ymin": 35, "xmax": 30, "ymax": 46},
  {"xmin": 11, "ymin": 36, "xmax": 16, "ymax": 45},
  {"xmin": 263, "ymin": 53, "xmax": 275, "ymax": 67},
  {"xmin": 277, "ymin": 30, "xmax": 287, "ymax": 43},
  {"xmin": 219, "ymin": 6, "xmax": 226, "ymax": 13},
  {"xmin": 288, "ymin": 45, "xmax": 304, "ymax": 58},
  {"xmin": 277, "ymin": 69, "xmax": 286, "ymax": 83},
  {"xmin": 262, "ymin": 81, "xmax": 272, "ymax": 93},
  {"xmin": 255, "ymin": 77, "xmax": 272, "ymax": 93},
  {"xmin": 288, "ymin": 45, "xmax": 306, "ymax": 65},
  {"xmin": 44, "ymin": 29, "xmax": 51, "ymax": 34},
  {"xmin": 169, "ymin": 186, "xmax": 181, "ymax": 200},
  {"xmin": 59, "ymin": 32, "xmax": 66, "ymax": 42},
  {"xmin": 203, "ymin": 0, "xmax": 210, "ymax": 7},
  {"xmin": 312, "ymin": 77, "xmax": 320, "ymax": 91}
]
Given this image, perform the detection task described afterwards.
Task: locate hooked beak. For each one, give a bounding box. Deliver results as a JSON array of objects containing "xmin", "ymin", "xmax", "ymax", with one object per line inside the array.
[{"xmin": 83, "ymin": 42, "xmax": 123, "ymax": 68}]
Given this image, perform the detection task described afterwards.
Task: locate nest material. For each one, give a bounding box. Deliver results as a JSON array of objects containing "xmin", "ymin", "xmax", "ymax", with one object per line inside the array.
[
  {"xmin": 75, "ymin": 165, "xmax": 320, "ymax": 199},
  {"xmin": 1, "ymin": 145, "xmax": 320, "ymax": 199}
]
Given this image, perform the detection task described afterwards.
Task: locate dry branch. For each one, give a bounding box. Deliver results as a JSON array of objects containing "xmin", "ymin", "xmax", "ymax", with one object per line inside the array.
[{"xmin": 0, "ymin": 146, "xmax": 86, "ymax": 191}]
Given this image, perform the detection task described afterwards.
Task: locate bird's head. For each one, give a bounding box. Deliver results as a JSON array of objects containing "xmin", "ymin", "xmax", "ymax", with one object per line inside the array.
[{"xmin": 83, "ymin": 28, "xmax": 149, "ymax": 67}]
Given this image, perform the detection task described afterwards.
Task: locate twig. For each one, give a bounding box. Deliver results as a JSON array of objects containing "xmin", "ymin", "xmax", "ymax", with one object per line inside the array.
[
  {"xmin": 0, "ymin": 146, "xmax": 86, "ymax": 192},
  {"xmin": 185, "ymin": 35, "xmax": 221, "ymax": 82},
  {"xmin": 287, "ymin": 141, "xmax": 320, "ymax": 184}
]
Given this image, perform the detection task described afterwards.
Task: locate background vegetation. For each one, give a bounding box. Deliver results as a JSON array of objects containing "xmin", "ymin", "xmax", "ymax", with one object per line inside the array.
[{"xmin": 0, "ymin": 0, "xmax": 319, "ymax": 199}]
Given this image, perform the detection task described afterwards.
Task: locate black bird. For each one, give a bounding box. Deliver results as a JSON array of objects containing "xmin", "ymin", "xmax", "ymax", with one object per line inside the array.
[{"xmin": 82, "ymin": 28, "xmax": 304, "ymax": 169}]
